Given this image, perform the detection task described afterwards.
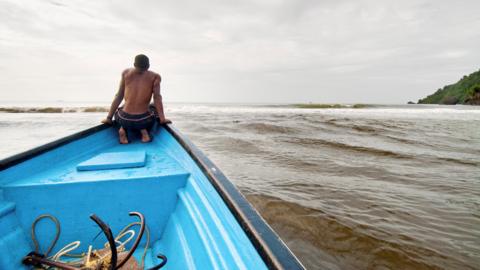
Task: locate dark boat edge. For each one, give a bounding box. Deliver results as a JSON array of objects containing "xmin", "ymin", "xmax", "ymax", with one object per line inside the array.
[
  {"xmin": 0, "ymin": 124, "xmax": 110, "ymax": 170},
  {"xmin": 0, "ymin": 123, "xmax": 305, "ymax": 270}
]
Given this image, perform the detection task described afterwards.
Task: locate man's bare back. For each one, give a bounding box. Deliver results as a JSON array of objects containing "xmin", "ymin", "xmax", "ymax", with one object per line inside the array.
[
  {"xmin": 102, "ymin": 54, "xmax": 170, "ymax": 144},
  {"xmin": 122, "ymin": 68, "xmax": 160, "ymax": 114}
]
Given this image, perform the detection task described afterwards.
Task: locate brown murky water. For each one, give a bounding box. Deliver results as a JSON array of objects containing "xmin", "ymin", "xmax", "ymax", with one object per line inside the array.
[{"xmin": 1, "ymin": 104, "xmax": 479, "ymax": 269}]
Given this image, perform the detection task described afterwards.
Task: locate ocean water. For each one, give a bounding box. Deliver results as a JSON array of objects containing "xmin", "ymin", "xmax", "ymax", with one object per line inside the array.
[{"xmin": 1, "ymin": 104, "xmax": 479, "ymax": 269}]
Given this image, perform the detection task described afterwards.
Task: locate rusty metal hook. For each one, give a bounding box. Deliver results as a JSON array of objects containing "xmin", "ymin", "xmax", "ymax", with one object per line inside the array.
[
  {"xmin": 22, "ymin": 251, "xmax": 80, "ymax": 270},
  {"xmin": 146, "ymin": 254, "xmax": 168, "ymax": 270},
  {"xmin": 114, "ymin": 211, "xmax": 145, "ymax": 269},
  {"xmin": 90, "ymin": 214, "xmax": 117, "ymax": 270}
]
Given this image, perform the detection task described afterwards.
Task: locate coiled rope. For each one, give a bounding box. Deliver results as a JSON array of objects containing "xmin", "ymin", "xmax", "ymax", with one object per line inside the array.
[{"xmin": 28, "ymin": 212, "xmax": 165, "ymax": 269}]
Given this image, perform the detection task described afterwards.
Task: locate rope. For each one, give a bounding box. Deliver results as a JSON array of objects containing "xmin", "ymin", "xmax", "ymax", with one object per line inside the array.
[
  {"xmin": 31, "ymin": 214, "xmax": 61, "ymax": 257},
  {"xmin": 52, "ymin": 241, "xmax": 81, "ymax": 262},
  {"xmin": 114, "ymin": 229, "xmax": 136, "ymax": 250},
  {"xmin": 28, "ymin": 214, "xmax": 158, "ymax": 269}
]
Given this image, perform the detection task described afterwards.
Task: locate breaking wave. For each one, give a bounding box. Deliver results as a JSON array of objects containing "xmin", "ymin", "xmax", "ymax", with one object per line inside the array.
[
  {"xmin": 0, "ymin": 106, "xmax": 109, "ymax": 113},
  {"xmin": 284, "ymin": 137, "xmax": 412, "ymax": 159}
]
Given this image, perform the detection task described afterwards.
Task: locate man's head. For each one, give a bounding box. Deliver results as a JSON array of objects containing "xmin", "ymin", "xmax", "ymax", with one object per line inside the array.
[{"xmin": 134, "ymin": 54, "xmax": 150, "ymax": 70}]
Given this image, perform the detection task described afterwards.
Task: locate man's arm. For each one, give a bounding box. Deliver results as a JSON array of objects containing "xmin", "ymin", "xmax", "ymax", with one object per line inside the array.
[
  {"xmin": 153, "ymin": 74, "xmax": 170, "ymax": 124},
  {"xmin": 102, "ymin": 71, "xmax": 126, "ymax": 124}
]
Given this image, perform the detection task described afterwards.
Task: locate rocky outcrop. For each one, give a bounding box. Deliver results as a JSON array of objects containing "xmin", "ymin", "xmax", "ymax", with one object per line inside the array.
[{"xmin": 441, "ymin": 96, "xmax": 459, "ymax": 105}]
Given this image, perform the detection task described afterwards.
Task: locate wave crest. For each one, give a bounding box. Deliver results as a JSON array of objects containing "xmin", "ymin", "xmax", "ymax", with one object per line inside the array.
[
  {"xmin": 0, "ymin": 106, "xmax": 109, "ymax": 113},
  {"xmin": 239, "ymin": 122, "xmax": 297, "ymax": 134},
  {"xmin": 286, "ymin": 137, "xmax": 411, "ymax": 159}
]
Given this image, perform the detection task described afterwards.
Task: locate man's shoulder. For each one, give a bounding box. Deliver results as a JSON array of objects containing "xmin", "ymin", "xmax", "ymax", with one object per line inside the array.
[
  {"xmin": 122, "ymin": 68, "xmax": 133, "ymax": 76},
  {"xmin": 148, "ymin": 70, "xmax": 160, "ymax": 77},
  {"xmin": 148, "ymin": 70, "xmax": 161, "ymax": 81}
]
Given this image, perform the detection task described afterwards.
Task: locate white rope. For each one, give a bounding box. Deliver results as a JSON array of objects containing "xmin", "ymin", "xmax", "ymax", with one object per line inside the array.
[
  {"xmin": 51, "ymin": 241, "xmax": 81, "ymax": 261},
  {"xmin": 114, "ymin": 229, "xmax": 136, "ymax": 250}
]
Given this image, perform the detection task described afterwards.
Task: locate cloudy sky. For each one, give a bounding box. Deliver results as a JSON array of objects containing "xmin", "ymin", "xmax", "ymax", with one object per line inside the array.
[{"xmin": 0, "ymin": 0, "xmax": 479, "ymax": 104}]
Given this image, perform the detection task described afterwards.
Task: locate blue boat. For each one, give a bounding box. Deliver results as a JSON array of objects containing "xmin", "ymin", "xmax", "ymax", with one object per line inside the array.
[{"xmin": 0, "ymin": 124, "xmax": 304, "ymax": 270}]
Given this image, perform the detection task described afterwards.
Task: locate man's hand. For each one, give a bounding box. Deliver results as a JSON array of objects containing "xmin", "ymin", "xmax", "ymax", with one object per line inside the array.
[
  {"xmin": 101, "ymin": 118, "xmax": 113, "ymax": 125},
  {"xmin": 159, "ymin": 118, "xmax": 172, "ymax": 125}
]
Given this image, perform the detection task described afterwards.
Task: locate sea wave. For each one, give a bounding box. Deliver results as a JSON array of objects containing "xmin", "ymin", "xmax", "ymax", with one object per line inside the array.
[
  {"xmin": 203, "ymin": 136, "xmax": 263, "ymax": 154},
  {"xmin": 238, "ymin": 122, "xmax": 298, "ymax": 134},
  {"xmin": 0, "ymin": 106, "xmax": 109, "ymax": 113},
  {"xmin": 435, "ymin": 157, "xmax": 479, "ymax": 167},
  {"xmin": 2, "ymin": 104, "xmax": 480, "ymax": 120},
  {"xmin": 284, "ymin": 137, "xmax": 412, "ymax": 159}
]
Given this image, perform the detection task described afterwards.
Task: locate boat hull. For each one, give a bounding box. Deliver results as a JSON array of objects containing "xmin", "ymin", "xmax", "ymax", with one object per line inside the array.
[{"xmin": 0, "ymin": 124, "xmax": 304, "ymax": 270}]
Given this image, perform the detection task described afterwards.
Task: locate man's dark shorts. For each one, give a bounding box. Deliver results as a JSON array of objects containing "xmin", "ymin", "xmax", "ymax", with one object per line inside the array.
[{"xmin": 114, "ymin": 107, "xmax": 155, "ymax": 131}]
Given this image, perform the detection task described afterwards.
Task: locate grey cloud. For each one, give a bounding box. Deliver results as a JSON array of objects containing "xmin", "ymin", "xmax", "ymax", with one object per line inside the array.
[{"xmin": 0, "ymin": 0, "xmax": 479, "ymax": 103}]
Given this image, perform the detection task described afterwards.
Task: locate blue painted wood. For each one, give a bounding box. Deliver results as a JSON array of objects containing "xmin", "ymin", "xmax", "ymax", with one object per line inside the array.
[{"xmin": 76, "ymin": 150, "xmax": 147, "ymax": 171}]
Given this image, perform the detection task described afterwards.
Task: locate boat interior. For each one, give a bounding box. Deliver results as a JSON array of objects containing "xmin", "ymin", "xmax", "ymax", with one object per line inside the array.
[{"xmin": 0, "ymin": 126, "xmax": 267, "ymax": 270}]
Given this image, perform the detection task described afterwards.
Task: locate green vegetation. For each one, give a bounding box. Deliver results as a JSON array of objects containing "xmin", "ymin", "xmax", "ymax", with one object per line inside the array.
[
  {"xmin": 465, "ymin": 84, "xmax": 480, "ymax": 105},
  {"xmin": 292, "ymin": 103, "xmax": 371, "ymax": 109},
  {"xmin": 467, "ymin": 84, "xmax": 480, "ymax": 97},
  {"xmin": 418, "ymin": 69, "xmax": 480, "ymax": 105}
]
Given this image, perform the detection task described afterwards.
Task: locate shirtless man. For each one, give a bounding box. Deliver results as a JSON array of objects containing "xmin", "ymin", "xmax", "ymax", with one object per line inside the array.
[{"xmin": 102, "ymin": 54, "xmax": 171, "ymax": 144}]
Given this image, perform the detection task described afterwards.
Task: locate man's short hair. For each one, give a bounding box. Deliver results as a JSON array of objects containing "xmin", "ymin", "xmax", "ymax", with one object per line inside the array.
[{"xmin": 134, "ymin": 54, "xmax": 150, "ymax": 70}]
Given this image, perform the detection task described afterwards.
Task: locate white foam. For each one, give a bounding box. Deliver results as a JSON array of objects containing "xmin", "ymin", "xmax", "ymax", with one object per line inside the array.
[{"xmin": 165, "ymin": 104, "xmax": 480, "ymax": 121}]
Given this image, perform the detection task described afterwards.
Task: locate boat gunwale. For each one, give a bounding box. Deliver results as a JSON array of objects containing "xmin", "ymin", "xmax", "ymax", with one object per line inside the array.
[
  {"xmin": 0, "ymin": 124, "xmax": 109, "ymax": 171},
  {"xmin": 0, "ymin": 123, "xmax": 305, "ymax": 270}
]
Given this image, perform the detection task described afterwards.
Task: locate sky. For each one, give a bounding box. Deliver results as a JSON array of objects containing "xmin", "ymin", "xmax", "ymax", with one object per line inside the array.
[{"xmin": 0, "ymin": 0, "xmax": 479, "ymax": 104}]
